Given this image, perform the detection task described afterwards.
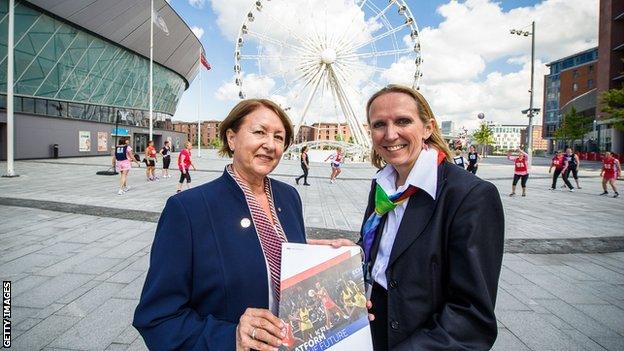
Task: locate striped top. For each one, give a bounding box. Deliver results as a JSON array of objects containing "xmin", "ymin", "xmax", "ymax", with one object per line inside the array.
[{"xmin": 227, "ymin": 165, "xmax": 287, "ymax": 303}]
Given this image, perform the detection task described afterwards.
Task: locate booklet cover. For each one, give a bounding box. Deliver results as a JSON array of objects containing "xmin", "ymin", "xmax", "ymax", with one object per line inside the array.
[{"xmin": 279, "ymin": 243, "xmax": 373, "ymax": 351}]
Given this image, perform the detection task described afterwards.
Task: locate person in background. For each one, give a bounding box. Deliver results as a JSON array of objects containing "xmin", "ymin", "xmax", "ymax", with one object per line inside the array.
[
  {"xmin": 549, "ymin": 150, "xmax": 574, "ymax": 191},
  {"xmin": 466, "ymin": 145, "xmax": 481, "ymax": 174},
  {"xmin": 133, "ymin": 99, "xmax": 306, "ymax": 350},
  {"xmin": 160, "ymin": 140, "xmax": 172, "ymax": 178},
  {"xmin": 144, "ymin": 140, "xmax": 157, "ymax": 181},
  {"xmin": 176, "ymin": 141, "xmax": 196, "ymax": 193},
  {"xmin": 507, "ymin": 147, "xmax": 529, "ymax": 197},
  {"xmin": 600, "ymin": 151, "xmax": 621, "ymax": 198},
  {"xmin": 112, "ymin": 137, "xmax": 140, "ymax": 195},
  {"xmin": 452, "ymin": 149, "xmax": 466, "ymax": 169},
  {"xmin": 563, "ymin": 147, "xmax": 581, "ymax": 189},
  {"xmin": 324, "ymin": 147, "xmax": 343, "ymax": 183},
  {"xmin": 295, "ymin": 145, "xmax": 311, "ymax": 186}
]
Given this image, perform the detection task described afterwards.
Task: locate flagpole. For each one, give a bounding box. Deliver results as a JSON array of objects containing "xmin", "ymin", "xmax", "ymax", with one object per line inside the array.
[
  {"xmin": 197, "ymin": 62, "xmax": 202, "ymax": 158},
  {"xmin": 149, "ymin": 0, "xmax": 154, "ymax": 141},
  {"xmin": 3, "ymin": 0, "xmax": 17, "ymax": 177}
]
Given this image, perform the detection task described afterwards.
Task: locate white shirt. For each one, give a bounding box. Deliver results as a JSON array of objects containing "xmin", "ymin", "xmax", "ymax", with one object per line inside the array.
[{"xmin": 370, "ymin": 148, "xmax": 439, "ymax": 289}]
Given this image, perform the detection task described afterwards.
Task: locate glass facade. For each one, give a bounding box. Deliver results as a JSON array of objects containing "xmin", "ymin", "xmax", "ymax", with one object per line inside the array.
[{"xmin": 0, "ymin": 0, "xmax": 186, "ymax": 117}]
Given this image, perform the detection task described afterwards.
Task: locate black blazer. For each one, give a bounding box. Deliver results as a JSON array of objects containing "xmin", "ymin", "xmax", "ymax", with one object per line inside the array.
[{"xmin": 360, "ymin": 161, "xmax": 504, "ymax": 350}]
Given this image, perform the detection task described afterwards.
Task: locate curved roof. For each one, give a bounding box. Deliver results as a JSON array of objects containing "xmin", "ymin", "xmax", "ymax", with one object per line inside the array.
[{"xmin": 26, "ymin": 0, "xmax": 203, "ymax": 88}]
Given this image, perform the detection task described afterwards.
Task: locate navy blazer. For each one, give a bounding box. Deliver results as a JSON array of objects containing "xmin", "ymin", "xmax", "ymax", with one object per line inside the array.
[
  {"xmin": 133, "ymin": 169, "xmax": 306, "ymax": 350},
  {"xmin": 361, "ymin": 161, "xmax": 504, "ymax": 350}
]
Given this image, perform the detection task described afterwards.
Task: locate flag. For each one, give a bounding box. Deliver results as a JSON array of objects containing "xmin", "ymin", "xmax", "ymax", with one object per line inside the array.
[
  {"xmin": 200, "ymin": 52, "xmax": 211, "ymax": 70},
  {"xmin": 153, "ymin": 10, "xmax": 169, "ymax": 36}
]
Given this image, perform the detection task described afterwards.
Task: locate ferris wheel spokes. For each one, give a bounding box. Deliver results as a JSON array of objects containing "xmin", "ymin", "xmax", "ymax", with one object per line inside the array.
[
  {"xmin": 260, "ymin": 7, "xmax": 322, "ymax": 55},
  {"xmin": 293, "ymin": 66, "xmax": 326, "ymax": 140},
  {"xmin": 332, "ymin": 0, "xmax": 373, "ymax": 52},
  {"xmin": 245, "ymin": 30, "xmax": 313, "ymax": 56},
  {"xmin": 345, "ymin": 20, "xmax": 411, "ymax": 54},
  {"xmin": 327, "ymin": 66, "xmax": 370, "ymax": 148},
  {"xmin": 339, "ymin": 47, "xmax": 414, "ymax": 60}
]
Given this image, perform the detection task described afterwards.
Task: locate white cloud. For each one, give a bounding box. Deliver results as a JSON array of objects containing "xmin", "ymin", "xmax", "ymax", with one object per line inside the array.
[
  {"xmin": 416, "ymin": 0, "xmax": 597, "ymax": 132},
  {"xmin": 189, "ymin": 0, "xmax": 205, "ymax": 9},
  {"xmin": 208, "ymin": 0, "xmax": 598, "ymax": 133},
  {"xmin": 191, "ymin": 26, "xmax": 204, "ymax": 39}
]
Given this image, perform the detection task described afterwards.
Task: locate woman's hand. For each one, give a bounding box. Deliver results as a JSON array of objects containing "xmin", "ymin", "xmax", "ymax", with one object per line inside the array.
[
  {"xmin": 236, "ymin": 308, "xmax": 285, "ymax": 351},
  {"xmin": 307, "ymin": 238, "xmax": 357, "ymax": 248}
]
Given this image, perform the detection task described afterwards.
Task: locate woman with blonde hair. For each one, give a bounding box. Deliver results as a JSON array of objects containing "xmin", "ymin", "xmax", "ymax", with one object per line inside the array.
[{"xmin": 313, "ymin": 85, "xmax": 504, "ymax": 350}]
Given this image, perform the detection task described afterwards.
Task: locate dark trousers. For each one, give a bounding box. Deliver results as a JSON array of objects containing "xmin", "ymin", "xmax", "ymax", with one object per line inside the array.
[
  {"xmin": 370, "ymin": 283, "xmax": 388, "ymax": 351},
  {"xmin": 552, "ymin": 169, "xmax": 573, "ymax": 189},
  {"xmin": 564, "ymin": 167, "xmax": 578, "ymax": 180},
  {"xmin": 513, "ymin": 174, "xmax": 529, "ymax": 187},
  {"xmin": 296, "ymin": 165, "xmax": 309, "ymax": 184}
]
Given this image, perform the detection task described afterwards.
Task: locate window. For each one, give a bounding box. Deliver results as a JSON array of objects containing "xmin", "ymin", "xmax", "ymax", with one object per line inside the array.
[
  {"xmin": 589, "ymin": 65, "xmax": 594, "ymax": 73},
  {"xmin": 572, "ymin": 70, "xmax": 579, "ymax": 79},
  {"xmin": 588, "ymin": 79, "xmax": 594, "ymax": 89},
  {"xmin": 573, "ymin": 83, "xmax": 578, "ymax": 92}
]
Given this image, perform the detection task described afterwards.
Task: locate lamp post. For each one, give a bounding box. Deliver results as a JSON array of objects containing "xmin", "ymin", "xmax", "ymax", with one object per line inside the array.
[{"xmin": 510, "ymin": 21, "xmax": 537, "ymax": 169}]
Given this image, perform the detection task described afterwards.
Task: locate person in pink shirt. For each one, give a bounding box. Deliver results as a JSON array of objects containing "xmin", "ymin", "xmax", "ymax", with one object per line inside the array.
[
  {"xmin": 600, "ymin": 151, "xmax": 622, "ymax": 198},
  {"xmin": 176, "ymin": 141, "xmax": 196, "ymax": 193},
  {"xmin": 549, "ymin": 150, "xmax": 574, "ymax": 191},
  {"xmin": 507, "ymin": 147, "xmax": 529, "ymax": 197}
]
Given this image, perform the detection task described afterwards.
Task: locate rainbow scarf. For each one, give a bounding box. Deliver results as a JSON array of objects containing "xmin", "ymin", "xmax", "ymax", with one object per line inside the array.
[{"xmin": 361, "ymin": 151, "xmax": 446, "ymax": 263}]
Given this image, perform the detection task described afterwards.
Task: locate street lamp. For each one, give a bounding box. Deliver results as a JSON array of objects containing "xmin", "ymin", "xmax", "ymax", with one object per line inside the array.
[{"xmin": 510, "ymin": 21, "xmax": 536, "ymax": 169}]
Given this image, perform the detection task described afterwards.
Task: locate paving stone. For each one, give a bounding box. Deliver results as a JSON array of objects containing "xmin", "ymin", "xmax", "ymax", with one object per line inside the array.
[
  {"xmin": 55, "ymin": 282, "xmax": 126, "ymax": 318},
  {"xmin": 11, "ymin": 315, "xmax": 80, "ymax": 351},
  {"xmin": 496, "ymin": 310, "xmax": 587, "ymax": 351},
  {"xmin": 491, "ymin": 328, "xmax": 531, "ymax": 351},
  {"xmin": 574, "ymin": 304, "xmax": 624, "ymax": 336},
  {"xmin": 593, "ymin": 337, "xmax": 624, "ymax": 351},
  {"xmin": 15, "ymin": 273, "xmax": 94, "ymax": 308},
  {"xmin": 49, "ymin": 298, "xmax": 138, "ymax": 350},
  {"xmin": 534, "ymin": 299, "xmax": 621, "ymax": 339}
]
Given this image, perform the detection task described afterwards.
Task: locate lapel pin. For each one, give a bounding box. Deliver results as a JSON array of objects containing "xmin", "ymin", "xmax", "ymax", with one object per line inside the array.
[
  {"xmin": 240, "ymin": 218, "xmax": 251, "ymax": 228},
  {"xmin": 277, "ymin": 207, "xmax": 282, "ymax": 212}
]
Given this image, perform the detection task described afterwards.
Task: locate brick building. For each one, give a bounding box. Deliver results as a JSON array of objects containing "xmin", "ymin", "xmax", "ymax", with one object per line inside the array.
[
  {"xmin": 520, "ymin": 125, "xmax": 548, "ymax": 151},
  {"xmin": 173, "ymin": 120, "xmax": 221, "ymax": 146},
  {"xmin": 596, "ymin": 0, "xmax": 624, "ymax": 153}
]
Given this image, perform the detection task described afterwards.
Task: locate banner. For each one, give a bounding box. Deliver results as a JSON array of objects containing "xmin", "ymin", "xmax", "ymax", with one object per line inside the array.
[
  {"xmin": 79, "ymin": 131, "xmax": 91, "ymax": 152},
  {"xmin": 98, "ymin": 132, "xmax": 108, "ymax": 152}
]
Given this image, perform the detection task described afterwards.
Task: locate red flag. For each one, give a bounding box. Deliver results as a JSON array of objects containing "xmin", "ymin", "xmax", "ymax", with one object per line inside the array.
[{"xmin": 200, "ymin": 52, "xmax": 211, "ymax": 70}]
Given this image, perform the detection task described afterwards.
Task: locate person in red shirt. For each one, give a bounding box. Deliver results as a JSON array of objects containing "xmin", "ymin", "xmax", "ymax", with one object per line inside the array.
[
  {"xmin": 176, "ymin": 141, "xmax": 196, "ymax": 193},
  {"xmin": 144, "ymin": 140, "xmax": 158, "ymax": 181},
  {"xmin": 507, "ymin": 147, "xmax": 529, "ymax": 197},
  {"xmin": 600, "ymin": 151, "xmax": 621, "ymax": 198},
  {"xmin": 548, "ymin": 150, "xmax": 574, "ymax": 191}
]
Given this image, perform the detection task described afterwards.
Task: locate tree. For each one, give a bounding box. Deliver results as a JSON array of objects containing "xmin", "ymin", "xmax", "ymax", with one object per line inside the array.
[
  {"xmin": 554, "ymin": 107, "xmax": 592, "ymax": 149},
  {"xmin": 601, "ymin": 87, "xmax": 624, "ymax": 132},
  {"xmin": 472, "ymin": 123, "xmax": 494, "ymax": 156}
]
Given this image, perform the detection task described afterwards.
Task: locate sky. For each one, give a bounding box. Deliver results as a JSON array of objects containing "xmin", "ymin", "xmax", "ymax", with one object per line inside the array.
[{"xmin": 168, "ymin": 0, "xmax": 598, "ymax": 133}]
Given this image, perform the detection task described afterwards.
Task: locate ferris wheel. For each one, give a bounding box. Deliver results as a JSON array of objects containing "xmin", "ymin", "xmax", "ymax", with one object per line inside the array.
[{"xmin": 233, "ymin": 0, "xmax": 423, "ymax": 151}]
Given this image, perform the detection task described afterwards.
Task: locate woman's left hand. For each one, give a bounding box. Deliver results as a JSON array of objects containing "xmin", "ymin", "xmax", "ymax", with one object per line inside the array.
[{"xmin": 236, "ymin": 308, "xmax": 285, "ymax": 351}]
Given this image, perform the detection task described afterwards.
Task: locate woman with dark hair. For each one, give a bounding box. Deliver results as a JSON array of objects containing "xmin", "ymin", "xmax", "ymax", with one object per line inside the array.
[
  {"xmin": 466, "ymin": 145, "xmax": 481, "ymax": 174},
  {"xmin": 295, "ymin": 145, "xmax": 311, "ymax": 186},
  {"xmin": 134, "ymin": 99, "xmax": 306, "ymax": 351},
  {"xmin": 159, "ymin": 140, "xmax": 171, "ymax": 178}
]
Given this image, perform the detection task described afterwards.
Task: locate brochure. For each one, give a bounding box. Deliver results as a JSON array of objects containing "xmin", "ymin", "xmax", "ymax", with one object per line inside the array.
[{"xmin": 279, "ymin": 243, "xmax": 373, "ymax": 351}]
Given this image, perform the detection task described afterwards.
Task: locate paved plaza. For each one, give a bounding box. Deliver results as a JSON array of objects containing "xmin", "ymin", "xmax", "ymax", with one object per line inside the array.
[{"xmin": 1, "ymin": 151, "xmax": 623, "ymax": 350}]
